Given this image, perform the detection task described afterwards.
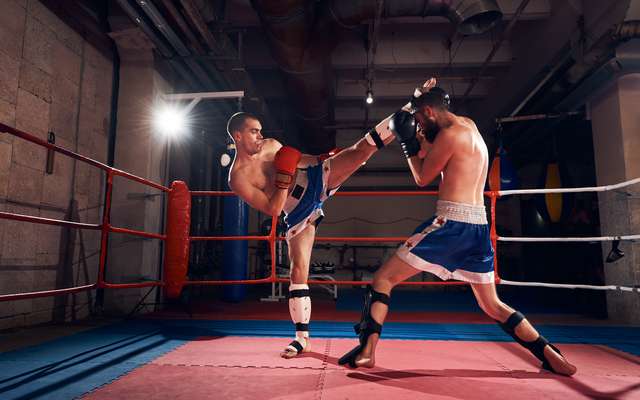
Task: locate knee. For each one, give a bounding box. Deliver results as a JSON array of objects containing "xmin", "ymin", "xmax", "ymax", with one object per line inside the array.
[
  {"xmin": 479, "ymin": 300, "xmax": 509, "ymax": 321},
  {"xmin": 372, "ymin": 274, "xmax": 395, "ymax": 294}
]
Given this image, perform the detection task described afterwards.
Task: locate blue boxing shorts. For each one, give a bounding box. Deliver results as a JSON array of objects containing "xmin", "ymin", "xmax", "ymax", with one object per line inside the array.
[
  {"xmin": 395, "ymin": 200, "xmax": 495, "ymax": 284},
  {"xmin": 283, "ymin": 158, "xmax": 339, "ymax": 241}
]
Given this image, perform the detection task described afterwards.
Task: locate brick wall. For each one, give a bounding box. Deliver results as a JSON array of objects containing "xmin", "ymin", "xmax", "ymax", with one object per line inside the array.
[{"xmin": 0, "ymin": 0, "xmax": 113, "ymax": 329}]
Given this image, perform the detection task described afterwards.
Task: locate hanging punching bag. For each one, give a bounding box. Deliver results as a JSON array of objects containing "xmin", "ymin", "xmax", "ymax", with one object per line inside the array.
[
  {"xmin": 489, "ymin": 146, "xmax": 519, "ymax": 192},
  {"xmin": 536, "ymin": 132, "xmax": 574, "ymax": 224},
  {"xmin": 222, "ymin": 147, "xmax": 248, "ymax": 302},
  {"xmin": 544, "ymin": 163, "xmax": 563, "ymax": 223},
  {"xmin": 536, "ymin": 160, "xmax": 573, "ymax": 224},
  {"xmin": 488, "ymin": 150, "xmax": 501, "ymax": 191}
]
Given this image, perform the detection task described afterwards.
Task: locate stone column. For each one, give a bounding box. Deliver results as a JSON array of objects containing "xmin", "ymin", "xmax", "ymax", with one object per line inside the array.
[
  {"xmin": 105, "ymin": 28, "xmax": 170, "ymax": 313},
  {"xmin": 589, "ymin": 72, "xmax": 640, "ymax": 324}
]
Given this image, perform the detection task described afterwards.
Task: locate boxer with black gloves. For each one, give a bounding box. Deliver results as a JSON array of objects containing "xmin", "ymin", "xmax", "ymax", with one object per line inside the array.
[{"xmin": 339, "ymin": 79, "xmax": 577, "ymax": 377}]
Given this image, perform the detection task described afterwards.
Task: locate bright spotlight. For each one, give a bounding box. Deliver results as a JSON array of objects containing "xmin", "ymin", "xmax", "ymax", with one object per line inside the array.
[
  {"xmin": 365, "ymin": 90, "xmax": 374, "ymax": 105},
  {"xmin": 154, "ymin": 105, "xmax": 187, "ymax": 137}
]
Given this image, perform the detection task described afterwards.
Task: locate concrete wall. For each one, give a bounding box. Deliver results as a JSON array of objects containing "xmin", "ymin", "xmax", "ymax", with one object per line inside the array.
[
  {"xmin": 590, "ymin": 73, "xmax": 640, "ymax": 324},
  {"xmin": 0, "ymin": 0, "xmax": 113, "ymax": 329},
  {"xmin": 102, "ymin": 32, "xmax": 170, "ymax": 314}
]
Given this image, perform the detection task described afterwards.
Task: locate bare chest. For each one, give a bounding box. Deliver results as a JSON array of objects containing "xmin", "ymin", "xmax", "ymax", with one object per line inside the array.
[{"xmin": 245, "ymin": 159, "xmax": 274, "ymax": 191}]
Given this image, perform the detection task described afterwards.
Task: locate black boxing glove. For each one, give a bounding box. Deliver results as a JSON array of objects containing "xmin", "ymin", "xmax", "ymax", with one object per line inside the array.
[{"xmin": 389, "ymin": 111, "xmax": 420, "ymax": 158}]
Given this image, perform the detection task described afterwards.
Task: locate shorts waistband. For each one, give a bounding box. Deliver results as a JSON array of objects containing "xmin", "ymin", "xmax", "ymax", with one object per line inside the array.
[{"xmin": 436, "ymin": 200, "xmax": 487, "ymax": 224}]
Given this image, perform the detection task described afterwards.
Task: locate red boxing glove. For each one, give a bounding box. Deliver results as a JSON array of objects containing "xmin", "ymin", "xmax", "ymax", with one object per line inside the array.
[{"xmin": 274, "ymin": 146, "xmax": 301, "ymax": 189}]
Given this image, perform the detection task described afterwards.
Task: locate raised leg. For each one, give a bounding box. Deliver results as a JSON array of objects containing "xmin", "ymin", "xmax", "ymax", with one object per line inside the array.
[{"xmin": 327, "ymin": 134, "xmax": 394, "ymax": 189}]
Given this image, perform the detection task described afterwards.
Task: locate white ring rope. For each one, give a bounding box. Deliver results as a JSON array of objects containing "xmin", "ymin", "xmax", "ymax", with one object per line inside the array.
[
  {"xmin": 498, "ymin": 234, "xmax": 640, "ymax": 242},
  {"xmin": 499, "ymin": 279, "xmax": 640, "ymax": 293},
  {"xmin": 494, "ymin": 177, "xmax": 640, "ymax": 291},
  {"xmin": 498, "ymin": 177, "xmax": 640, "ymax": 196}
]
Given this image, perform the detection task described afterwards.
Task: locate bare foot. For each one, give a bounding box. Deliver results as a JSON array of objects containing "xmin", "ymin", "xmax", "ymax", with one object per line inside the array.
[
  {"xmin": 280, "ymin": 337, "xmax": 311, "ymax": 359},
  {"xmin": 354, "ymin": 333, "xmax": 379, "ymax": 368},
  {"xmin": 544, "ymin": 345, "xmax": 577, "ymax": 376}
]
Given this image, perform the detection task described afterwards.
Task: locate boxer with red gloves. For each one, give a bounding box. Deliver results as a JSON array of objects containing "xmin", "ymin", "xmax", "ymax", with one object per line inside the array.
[
  {"xmin": 225, "ymin": 82, "xmax": 432, "ymax": 359},
  {"xmin": 273, "ymin": 146, "xmax": 302, "ymax": 189},
  {"xmin": 226, "ymin": 112, "xmax": 387, "ymax": 359}
]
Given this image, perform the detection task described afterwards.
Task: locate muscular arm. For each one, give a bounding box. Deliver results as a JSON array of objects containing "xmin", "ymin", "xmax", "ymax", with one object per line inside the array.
[
  {"xmin": 407, "ymin": 129, "xmax": 455, "ymax": 187},
  {"xmin": 229, "ymin": 139, "xmax": 290, "ymax": 216},
  {"xmin": 230, "ymin": 178, "xmax": 289, "ymax": 217}
]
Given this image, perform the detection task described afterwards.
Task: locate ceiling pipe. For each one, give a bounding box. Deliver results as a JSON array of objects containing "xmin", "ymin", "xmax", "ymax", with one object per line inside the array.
[
  {"xmin": 116, "ymin": 0, "xmax": 236, "ymax": 117},
  {"xmin": 251, "ymin": 0, "xmax": 502, "ymax": 153},
  {"xmin": 178, "ymin": 0, "xmax": 278, "ymax": 128},
  {"xmin": 461, "ymin": 0, "xmax": 531, "ymax": 103},
  {"xmin": 115, "ymin": 0, "xmax": 199, "ymax": 88},
  {"xmin": 501, "ymin": 21, "xmax": 640, "ymax": 158},
  {"xmin": 556, "ymin": 20, "xmax": 640, "ymax": 111},
  {"xmin": 132, "ymin": 0, "xmax": 220, "ymax": 89},
  {"xmin": 330, "ymin": 0, "xmax": 502, "ymax": 34}
]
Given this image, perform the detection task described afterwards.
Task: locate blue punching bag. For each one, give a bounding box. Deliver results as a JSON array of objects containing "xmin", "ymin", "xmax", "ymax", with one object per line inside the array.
[
  {"xmin": 499, "ymin": 147, "xmax": 519, "ymax": 190},
  {"xmin": 489, "ymin": 145, "xmax": 519, "ymax": 192},
  {"xmin": 222, "ymin": 156, "xmax": 248, "ymax": 302}
]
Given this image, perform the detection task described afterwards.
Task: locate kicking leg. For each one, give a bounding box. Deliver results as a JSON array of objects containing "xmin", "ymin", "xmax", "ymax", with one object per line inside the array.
[
  {"xmin": 326, "ymin": 136, "xmax": 391, "ymax": 189},
  {"xmin": 338, "ymin": 255, "xmax": 420, "ymax": 368},
  {"xmin": 281, "ymin": 224, "xmax": 315, "ymax": 359},
  {"xmin": 329, "ymin": 78, "xmax": 437, "ymax": 188},
  {"xmin": 471, "ymin": 283, "xmax": 577, "ymax": 376}
]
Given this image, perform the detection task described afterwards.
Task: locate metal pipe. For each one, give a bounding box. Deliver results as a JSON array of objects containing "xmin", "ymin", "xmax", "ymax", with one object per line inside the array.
[
  {"xmin": 163, "ymin": 91, "xmax": 245, "ymax": 101},
  {"xmin": 101, "ymin": 281, "xmax": 164, "ymax": 289},
  {"xmin": 252, "ymin": 0, "xmax": 502, "ymax": 153},
  {"xmin": 0, "ymin": 212, "xmax": 101, "ymax": 230},
  {"xmin": 98, "ymin": 5, "xmax": 120, "ymax": 310},
  {"xmin": 132, "ymin": 0, "xmax": 217, "ymax": 88},
  {"xmin": 0, "ymin": 284, "xmax": 98, "ymax": 302},
  {"xmin": 0, "ymin": 122, "xmax": 113, "ymax": 172},
  {"xmin": 190, "ymin": 235, "xmax": 270, "ymax": 241},
  {"xmin": 109, "ymin": 226, "xmax": 167, "ymax": 240},
  {"xmin": 462, "ymin": 0, "xmax": 530, "ymax": 101},
  {"xmin": 114, "ymin": 0, "xmax": 203, "ymax": 90},
  {"xmin": 496, "ymin": 111, "xmax": 582, "ymax": 124},
  {"xmin": 97, "ymin": 171, "xmax": 114, "ymax": 288}
]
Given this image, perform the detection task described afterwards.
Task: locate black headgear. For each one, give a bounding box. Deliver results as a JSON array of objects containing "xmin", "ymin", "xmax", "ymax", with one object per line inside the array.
[{"xmin": 421, "ymin": 87, "xmax": 450, "ymax": 109}]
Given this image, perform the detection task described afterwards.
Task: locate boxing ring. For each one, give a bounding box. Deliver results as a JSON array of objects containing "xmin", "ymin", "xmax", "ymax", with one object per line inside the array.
[{"xmin": 1, "ymin": 122, "xmax": 639, "ymax": 399}]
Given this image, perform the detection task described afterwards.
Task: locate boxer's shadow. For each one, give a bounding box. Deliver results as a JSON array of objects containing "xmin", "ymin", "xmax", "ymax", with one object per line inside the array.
[
  {"xmin": 300, "ymin": 352, "xmax": 546, "ymax": 380},
  {"xmin": 296, "ymin": 350, "xmax": 640, "ymax": 398},
  {"xmin": 348, "ymin": 368, "xmax": 546, "ymax": 381},
  {"xmin": 296, "ymin": 351, "xmax": 340, "ymax": 365},
  {"xmin": 345, "ymin": 369, "xmax": 640, "ymax": 399}
]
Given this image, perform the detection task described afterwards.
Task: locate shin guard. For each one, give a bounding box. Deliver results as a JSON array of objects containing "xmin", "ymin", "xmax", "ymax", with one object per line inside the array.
[
  {"xmin": 338, "ymin": 285, "xmax": 390, "ymax": 367},
  {"xmin": 497, "ymin": 311, "xmax": 561, "ymax": 371},
  {"xmin": 289, "ymin": 284, "xmax": 311, "ymax": 343}
]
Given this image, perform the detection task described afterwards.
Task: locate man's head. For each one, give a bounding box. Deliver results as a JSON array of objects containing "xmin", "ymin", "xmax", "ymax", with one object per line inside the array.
[
  {"xmin": 412, "ymin": 87, "xmax": 451, "ymax": 143},
  {"xmin": 227, "ymin": 112, "xmax": 263, "ymax": 155}
]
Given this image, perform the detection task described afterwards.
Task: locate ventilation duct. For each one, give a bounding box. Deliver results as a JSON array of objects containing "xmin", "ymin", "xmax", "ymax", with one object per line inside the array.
[{"xmin": 251, "ymin": 0, "xmax": 502, "ymax": 153}]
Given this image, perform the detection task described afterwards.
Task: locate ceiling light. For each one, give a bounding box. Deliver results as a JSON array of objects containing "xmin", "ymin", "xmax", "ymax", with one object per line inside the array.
[{"xmin": 365, "ymin": 90, "xmax": 374, "ymax": 105}]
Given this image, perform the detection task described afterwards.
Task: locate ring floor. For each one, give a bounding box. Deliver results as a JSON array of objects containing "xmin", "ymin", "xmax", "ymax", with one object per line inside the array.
[{"xmin": 0, "ymin": 293, "xmax": 638, "ymax": 400}]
